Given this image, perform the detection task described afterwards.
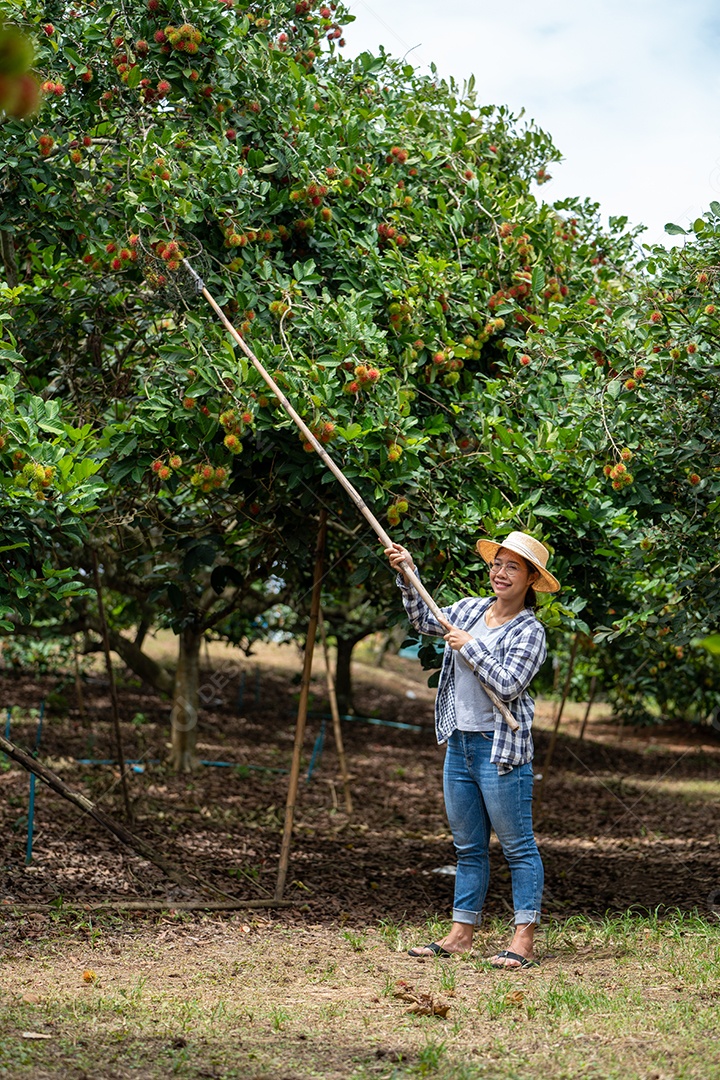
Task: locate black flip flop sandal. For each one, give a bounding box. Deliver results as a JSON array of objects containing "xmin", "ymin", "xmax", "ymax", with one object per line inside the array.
[
  {"xmin": 408, "ymin": 942, "xmax": 452, "ymax": 958},
  {"xmin": 490, "ymin": 949, "xmax": 539, "ymax": 969}
]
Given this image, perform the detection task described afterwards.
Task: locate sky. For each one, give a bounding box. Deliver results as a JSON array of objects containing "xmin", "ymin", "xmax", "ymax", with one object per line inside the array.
[{"xmin": 343, "ymin": 0, "xmax": 720, "ymax": 246}]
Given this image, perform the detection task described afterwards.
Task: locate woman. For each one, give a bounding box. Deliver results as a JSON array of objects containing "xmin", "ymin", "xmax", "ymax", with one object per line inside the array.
[{"xmin": 385, "ymin": 531, "xmax": 560, "ymax": 968}]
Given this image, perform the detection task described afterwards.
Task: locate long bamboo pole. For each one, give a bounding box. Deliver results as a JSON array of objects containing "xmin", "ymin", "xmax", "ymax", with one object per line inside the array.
[
  {"xmin": 318, "ymin": 609, "xmax": 353, "ymax": 815},
  {"xmin": 274, "ymin": 511, "xmax": 328, "ymax": 902},
  {"xmin": 182, "ymin": 261, "xmax": 519, "ymax": 733}
]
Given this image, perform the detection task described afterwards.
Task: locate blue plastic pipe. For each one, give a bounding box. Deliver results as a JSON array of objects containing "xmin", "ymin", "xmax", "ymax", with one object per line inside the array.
[{"xmin": 25, "ymin": 701, "xmax": 45, "ymax": 865}]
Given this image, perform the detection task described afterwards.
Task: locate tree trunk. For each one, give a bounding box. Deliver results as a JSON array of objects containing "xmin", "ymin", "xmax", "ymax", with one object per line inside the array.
[
  {"xmin": 0, "ymin": 231, "xmax": 18, "ymax": 287},
  {"xmin": 169, "ymin": 627, "xmax": 202, "ymax": 772},
  {"xmin": 334, "ymin": 634, "xmax": 360, "ymax": 716}
]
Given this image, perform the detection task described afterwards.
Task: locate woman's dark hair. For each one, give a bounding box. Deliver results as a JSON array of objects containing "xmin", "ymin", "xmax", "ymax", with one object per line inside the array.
[{"xmin": 522, "ymin": 557, "xmax": 539, "ymax": 609}]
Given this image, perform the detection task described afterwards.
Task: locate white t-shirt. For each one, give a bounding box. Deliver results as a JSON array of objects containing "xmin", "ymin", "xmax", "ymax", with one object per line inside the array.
[{"xmin": 454, "ymin": 613, "xmax": 511, "ymax": 731}]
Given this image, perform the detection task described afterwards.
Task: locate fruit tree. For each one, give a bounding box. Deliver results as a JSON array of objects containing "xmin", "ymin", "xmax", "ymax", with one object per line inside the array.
[{"xmin": 2, "ymin": 0, "xmax": 718, "ymax": 763}]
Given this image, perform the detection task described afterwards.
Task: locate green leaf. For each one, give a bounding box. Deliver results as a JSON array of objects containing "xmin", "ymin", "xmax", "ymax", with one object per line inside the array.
[
  {"xmin": 697, "ymin": 634, "xmax": 720, "ymax": 655},
  {"xmin": 338, "ymin": 423, "xmax": 363, "ymax": 441},
  {"xmin": 73, "ymin": 459, "xmax": 102, "ymax": 482},
  {"xmin": 63, "ymin": 45, "xmax": 83, "ymax": 66},
  {"xmin": 348, "ymin": 563, "xmax": 370, "ymax": 585},
  {"xmin": 664, "ymin": 222, "xmax": 686, "ymax": 236},
  {"xmin": 167, "ymin": 584, "xmax": 184, "ymax": 611}
]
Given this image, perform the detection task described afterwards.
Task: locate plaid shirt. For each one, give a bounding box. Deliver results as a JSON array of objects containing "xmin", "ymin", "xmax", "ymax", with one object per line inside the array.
[{"xmin": 397, "ymin": 574, "xmax": 547, "ymax": 773}]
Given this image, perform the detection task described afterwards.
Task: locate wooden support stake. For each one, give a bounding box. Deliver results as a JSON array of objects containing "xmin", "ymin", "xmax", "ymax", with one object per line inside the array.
[
  {"xmin": 91, "ymin": 551, "xmax": 133, "ymax": 823},
  {"xmin": 73, "ymin": 636, "xmax": 86, "ymax": 720},
  {"xmin": 535, "ymin": 633, "xmax": 580, "ymax": 810},
  {"xmin": 318, "ymin": 608, "xmax": 353, "ymax": 815},
  {"xmin": 578, "ymin": 674, "xmax": 598, "ymax": 742},
  {"xmin": 274, "ymin": 511, "xmax": 327, "ymax": 902}
]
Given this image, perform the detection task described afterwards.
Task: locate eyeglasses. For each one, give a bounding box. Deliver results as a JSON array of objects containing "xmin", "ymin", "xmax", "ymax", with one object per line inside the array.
[{"xmin": 489, "ymin": 559, "xmax": 523, "ymax": 577}]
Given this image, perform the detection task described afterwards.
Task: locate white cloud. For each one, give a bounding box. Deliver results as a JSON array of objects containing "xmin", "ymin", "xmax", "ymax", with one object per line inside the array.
[{"xmin": 344, "ymin": 0, "xmax": 720, "ymax": 244}]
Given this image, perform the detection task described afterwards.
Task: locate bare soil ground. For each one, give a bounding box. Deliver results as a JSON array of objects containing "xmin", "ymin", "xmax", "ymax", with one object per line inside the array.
[
  {"xmin": 0, "ymin": 644, "xmax": 719, "ymax": 1078},
  {"xmin": 2, "ymin": 911, "xmax": 719, "ymax": 1080}
]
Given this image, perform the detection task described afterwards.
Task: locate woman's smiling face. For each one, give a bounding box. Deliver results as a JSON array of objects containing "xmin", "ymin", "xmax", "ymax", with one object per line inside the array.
[{"xmin": 488, "ymin": 547, "xmax": 536, "ymax": 605}]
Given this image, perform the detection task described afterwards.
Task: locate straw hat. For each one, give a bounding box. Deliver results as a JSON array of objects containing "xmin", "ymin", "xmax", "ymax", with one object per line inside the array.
[{"xmin": 476, "ymin": 531, "xmax": 560, "ymax": 593}]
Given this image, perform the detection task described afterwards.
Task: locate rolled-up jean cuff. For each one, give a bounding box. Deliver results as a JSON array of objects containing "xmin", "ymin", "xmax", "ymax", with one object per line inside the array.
[
  {"xmin": 452, "ymin": 908, "xmax": 483, "ymax": 926},
  {"xmin": 516, "ymin": 909, "xmax": 541, "ymax": 926}
]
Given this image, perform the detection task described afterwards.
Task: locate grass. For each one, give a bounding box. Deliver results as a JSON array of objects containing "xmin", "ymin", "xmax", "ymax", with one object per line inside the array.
[
  {"xmin": 415, "ymin": 1037, "xmax": 447, "ymax": 1075},
  {"xmin": 342, "ymin": 929, "xmax": 367, "ymax": 952},
  {"xmin": 0, "ymin": 910, "xmax": 719, "ymax": 1079},
  {"xmin": 625, "ymin": 776, "xmax": 720, "ymax": 802}
]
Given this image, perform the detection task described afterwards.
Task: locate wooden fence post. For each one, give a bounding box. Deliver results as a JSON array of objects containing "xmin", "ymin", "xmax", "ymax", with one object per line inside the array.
[{"xmin": 275, "ymin": 511, "xmax": 328, "ymax": 901}]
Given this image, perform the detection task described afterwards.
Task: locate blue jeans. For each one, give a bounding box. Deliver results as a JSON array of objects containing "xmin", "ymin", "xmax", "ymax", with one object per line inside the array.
[{"xmin": 443, "ymin": 730, "xmax": 543, "ymax": 926}]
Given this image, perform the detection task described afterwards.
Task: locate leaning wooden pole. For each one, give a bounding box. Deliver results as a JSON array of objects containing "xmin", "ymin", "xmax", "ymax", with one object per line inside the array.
[
  {"xmin": 318, "ymin": 608, "xmax": 353, "ymax": 816},
  {"xmin": 0, "ymin": 732, "xmax": 196, "ymax": 890},
  {"xmin": 6, "ymin": 900, "xmax": 292, "ymax": 913},
  {"xmin": 535, "ymin": 633, "xmax": 580, "ymax": 809},
  {"xmin": 182, "ymin": 259, "xmax": 518, "ymax": 733},
  {"xmin": 275, "ymin": 511, "xmax": 328, "ymax": 902}
]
